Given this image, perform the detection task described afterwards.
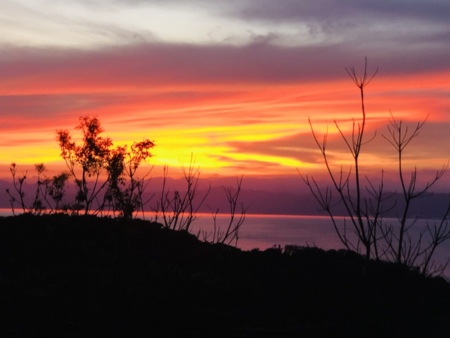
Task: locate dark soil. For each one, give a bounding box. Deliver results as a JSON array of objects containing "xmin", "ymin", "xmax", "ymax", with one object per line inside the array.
[{"xmin": 1, "ymin": 214, "xmax": 449, "ymax": 337}]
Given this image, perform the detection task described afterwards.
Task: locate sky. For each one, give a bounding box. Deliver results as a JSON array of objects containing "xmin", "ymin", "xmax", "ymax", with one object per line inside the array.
[{"xmin": 1, "ymin": 0, "xmax": 450, "ymax": 189}]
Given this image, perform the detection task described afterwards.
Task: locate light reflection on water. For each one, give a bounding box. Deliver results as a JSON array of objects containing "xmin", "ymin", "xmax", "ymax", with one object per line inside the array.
[{"xmin": 1, "ymin": 209, "xmax": 449, "ymax": 279}]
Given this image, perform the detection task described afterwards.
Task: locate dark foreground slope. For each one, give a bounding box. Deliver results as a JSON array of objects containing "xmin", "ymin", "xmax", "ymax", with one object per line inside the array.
[{"xmin": 0, "ymin": 214, "xmax": 450, "ymax": 337}]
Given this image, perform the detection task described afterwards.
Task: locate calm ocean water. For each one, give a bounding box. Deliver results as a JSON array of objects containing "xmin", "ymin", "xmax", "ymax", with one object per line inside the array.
[
  {"xmin": 1, "ymin": 209, "xmax": 449, "ymax": 279},
  {"xmin": 188, "ymin": 213, "xmax": 345, "ymax": 251},
  {"xmin": 186, "ymin": 213, "xmax": 450, "ymax": 279}
]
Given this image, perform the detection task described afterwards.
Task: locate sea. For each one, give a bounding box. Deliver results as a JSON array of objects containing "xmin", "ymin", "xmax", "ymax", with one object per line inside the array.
[
  {"xmin": 191, "ymin": 213, "xmax": 450, "ymax": 279},
  {"xmin": 1, "ymin": 209, "xmax": 449, "ymax": 279}
]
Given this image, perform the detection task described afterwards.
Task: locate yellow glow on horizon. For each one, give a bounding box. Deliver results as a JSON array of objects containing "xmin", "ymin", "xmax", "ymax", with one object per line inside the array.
[
  {"xmin": 1, "ymin": 148, "xmax": 60, "ymax": 165},
  {"xmin": 1, "ymin": 70, "xmax": 449, "ymax": 181}
]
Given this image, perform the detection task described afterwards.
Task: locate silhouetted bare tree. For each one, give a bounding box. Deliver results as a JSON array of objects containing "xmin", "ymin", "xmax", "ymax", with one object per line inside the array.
[
  {"xmin": 6, "ymin": 162, "xmax": 72, "ymax": 215},
  {"xmin": 156, "ymin": 155, "xmax": 210, "ymax": 231},
  {"xmin": 5, "ymin": 163, "xmax": 28, "ymax": 215},
  {"xmin": 302, "ymin": 58, "xmax": 379, "ymax": 259},
  {"xmin": 199, "ymin": 175, "xmax": 247, "ymax": 246},
  {"xmin": 301, "ymin": 58, "xmax": 450, "ymax": 276}
]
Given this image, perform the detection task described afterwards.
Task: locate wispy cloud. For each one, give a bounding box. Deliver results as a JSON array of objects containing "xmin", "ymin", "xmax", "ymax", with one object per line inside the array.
[
  {"xmin": 4, "ymin": 0, "xmax": 450, "ymax": 49},
  {"xmin": 0, "ymin": 1, "xmax": 449, "ymax": 181}
]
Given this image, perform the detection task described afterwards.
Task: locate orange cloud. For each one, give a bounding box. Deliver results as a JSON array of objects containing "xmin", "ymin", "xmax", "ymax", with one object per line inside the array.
[{"xmin": 1, "ymin": 44, "xmax": 449, "ymax": 183}]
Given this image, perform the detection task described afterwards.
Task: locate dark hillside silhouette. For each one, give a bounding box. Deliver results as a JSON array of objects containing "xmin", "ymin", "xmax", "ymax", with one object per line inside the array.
[{"xmin": 1, "ymin": 214, "xmax": 450, "ymax": 337}]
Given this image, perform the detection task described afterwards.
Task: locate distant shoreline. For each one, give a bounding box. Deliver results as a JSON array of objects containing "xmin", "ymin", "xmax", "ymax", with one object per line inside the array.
[{"xmin": 0, "ymin": 208, "xmax": 447, "ymax": 220}]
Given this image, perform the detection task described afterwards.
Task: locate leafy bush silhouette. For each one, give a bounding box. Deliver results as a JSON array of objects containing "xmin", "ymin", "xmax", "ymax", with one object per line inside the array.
[
  {"xmin": 6, "ymin": 116, "xmax": 246, "ymax": 245},
  {"xmin": 56, "ymin": 116, "xmax": 154, "ymax": 217},
  {"xmin": 6, "ymin": 116, "xmax": 155, "ymax": 218}
]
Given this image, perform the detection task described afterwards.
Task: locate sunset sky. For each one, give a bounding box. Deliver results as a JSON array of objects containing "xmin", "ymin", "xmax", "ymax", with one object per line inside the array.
[{"xmin": 1, "ymin": 0, "xmax": 450, "ymax": 186}]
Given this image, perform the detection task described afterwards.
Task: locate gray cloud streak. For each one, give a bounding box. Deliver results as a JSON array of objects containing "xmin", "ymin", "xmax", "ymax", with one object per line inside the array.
[{"xmin": 1, "ymin": 39, "xmax": 448, "ymax": 88}]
